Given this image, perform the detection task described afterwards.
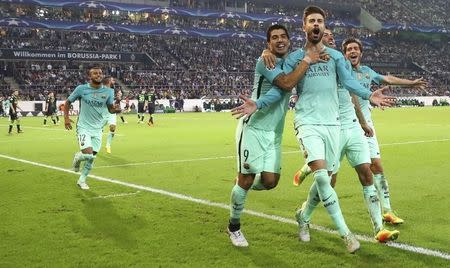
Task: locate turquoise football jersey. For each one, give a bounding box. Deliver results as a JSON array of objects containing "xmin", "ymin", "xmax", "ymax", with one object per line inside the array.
[
  {"xmin": 247, "ymin": 58, "xmax": 290, "ymax": 132},
  {"xmin": 284, "ymin": 47, "xmax": 372, "ymax": 126},
  {"xmin": 352, "ymin": 65, "xmax": 383, "ymax": 123},
  {"xmin": 68, "ymin": 83, "xmax": 114, "ymax": 132}
]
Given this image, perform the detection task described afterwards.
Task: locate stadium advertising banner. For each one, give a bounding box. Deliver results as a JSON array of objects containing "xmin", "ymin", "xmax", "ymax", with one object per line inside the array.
[{"xmin": 0, "ymin": 49, "xmax": 151, "ymax": 63}]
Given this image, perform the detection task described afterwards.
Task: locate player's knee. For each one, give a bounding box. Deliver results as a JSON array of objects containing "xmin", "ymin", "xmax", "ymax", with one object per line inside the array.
[
  {"xmin": 313, "ymin": 169, "xmax": 330, "ymax": 187},
  {"xmin": 237, "ymin": 174, "xmax": 255, "ymax": 190},
  {"xmin": 261, "ymin": 173, "xmax": 280, "ymax": 189},
  {"xmin": 110, "ymin": 125, "xmax": 116, "ymax": 132},
  {"xmin": 370, "ymin": 159, "xmax": 383, "ymax": 174},
  {"xmin": 356, "ymin": 164, "xmax": 373, "ymax": 186}
]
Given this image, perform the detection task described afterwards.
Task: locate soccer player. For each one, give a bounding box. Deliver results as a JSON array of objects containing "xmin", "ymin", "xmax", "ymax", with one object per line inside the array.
[
  {"xmin": 102, "ymin": 76, "xmax": 121, "ymax": 154},
  {"xmin": 43, "ymin": 92, "xmax": 58, "ymax": 126},
  {"xmin": 227, "ymin": 24, "xmax": 321, "ymax": 247},
  {"xmin": 64, "ymin": 67, "xmax": 120, "ymax": 190},
  {"xmin": 342, "ymin": 37, "xmax": 426, "ymax": 224},
  {"xmin": 8, "ymin": 90, "xmax": 23, "ymax": 135},
  {"xmin": 293, "ymin": 27, "xmax": 400, "ymax": 243},
  {"xmin": 137, "ymin": 89, "xmax": 147, "ymax": 123},
  {"xmin": 146, "ymin": 88, "xmax": 157, "ymax": 126},
  {"xmin": 233, "ymin": 6, "xmax": 394, "ymax": 253}
]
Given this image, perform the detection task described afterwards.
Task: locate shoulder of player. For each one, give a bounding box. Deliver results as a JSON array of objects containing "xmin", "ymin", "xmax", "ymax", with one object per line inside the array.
[{"xmin": 325, "ymin": 47, "xmax": 344, "ymax": 60}]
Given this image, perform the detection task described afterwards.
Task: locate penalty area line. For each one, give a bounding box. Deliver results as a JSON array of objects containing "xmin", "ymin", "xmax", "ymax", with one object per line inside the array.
[{"xmin": 0, "ymin": 153, "xmax": 449, "ymax": 260}]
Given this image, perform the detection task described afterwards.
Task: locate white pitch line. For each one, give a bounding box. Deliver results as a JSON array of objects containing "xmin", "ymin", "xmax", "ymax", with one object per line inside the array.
[
  {"xmin": 95, "ymin": 138, "xmax": 450, "ymax": 168},
  {"xmin": 0, "ymin": 153, "xmax": 449, "ymax": 261},
  {"xmin": 0, "ymin": 124, "xmax": 67, "ymax": 132},
  {"xmin": 88, "ymin": 191, "xmax": 140, "ymax": 200},
  {"xmin": 0, "ymin": 124, "xmax": 125, "ymax": 136}
]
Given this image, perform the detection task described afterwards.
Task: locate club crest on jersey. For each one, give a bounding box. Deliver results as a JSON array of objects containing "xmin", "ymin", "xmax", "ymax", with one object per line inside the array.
[
  {"xmin": 101, "ymin": 94, "xmax": 107, "ymax": 99},
  {"xmin": 365, "ymin": 73, "xmax": 370, "ymax": 79}
]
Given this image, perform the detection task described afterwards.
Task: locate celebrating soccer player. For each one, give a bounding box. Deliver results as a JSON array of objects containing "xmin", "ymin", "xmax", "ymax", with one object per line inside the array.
[
  {"xmin": 233, "ymin": 5, "xmax": 395, "ymax": 253},
  {"xmin": 63, "ymin": 67, "xmax": 121, "ymax": 190},
  {"xmin": 7, "ymin": 89, "xmax": 23, "ymax": 135},
  {"xmin": 342, "ymin": 37, "xmax": 426, "ymax": 224},
  {"xmin": 293, "ymin": 27, "xmax": 400, "ymax": 243}
]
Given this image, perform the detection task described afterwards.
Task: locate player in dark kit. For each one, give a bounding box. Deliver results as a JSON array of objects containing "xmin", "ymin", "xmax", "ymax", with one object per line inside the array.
[
  {"xmin": 43, "ymin": 92, "xmax": 58, "ymax": 126},
  {"xmin": 147, "ymin": 89, "xmax": 157, "ymax": 126},
  {"xmin": 8, "ymin": 90, "xmax": 23, "ymax": 135},
  {"xmin": 137, "ymin": 89, "xmax": 147, "ymax": 123}
]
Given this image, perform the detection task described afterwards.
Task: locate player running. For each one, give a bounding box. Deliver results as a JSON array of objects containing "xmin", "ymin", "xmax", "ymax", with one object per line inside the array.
[{"xmin": 64, "ymin": 67, "xmax": 121, "ymax": 190}]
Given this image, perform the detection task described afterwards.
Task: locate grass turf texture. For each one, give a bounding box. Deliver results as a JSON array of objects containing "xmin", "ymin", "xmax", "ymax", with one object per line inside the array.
[{"xmin": 0, "ymin": 106, "xmax": 449, "ymax": 267}]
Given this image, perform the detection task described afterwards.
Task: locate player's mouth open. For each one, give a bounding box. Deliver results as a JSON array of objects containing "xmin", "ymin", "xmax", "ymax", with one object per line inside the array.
[
  {"xmin": 276, "ymin": 44, "xmax": 286, "ymax": 49},
  {"xmin": 312, "ymin": 28, "xmax": 320, "ymax": 38}
]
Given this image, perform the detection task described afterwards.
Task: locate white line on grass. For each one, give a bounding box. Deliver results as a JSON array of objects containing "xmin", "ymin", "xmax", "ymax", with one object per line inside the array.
[
  {"xmin": 88, "ymin": 191, "xmax": 141, "ymax": 200},
  {"xmin": 95, "ymin": 138, "xmax": 450, "ymax": 168},
  {"xmin": 0, "ymin": 153, "xmax": 449, "ymax": 260}
]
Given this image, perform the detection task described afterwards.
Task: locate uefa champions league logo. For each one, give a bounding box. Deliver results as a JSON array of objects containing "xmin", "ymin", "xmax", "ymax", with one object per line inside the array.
[
  {"xmin": 79, "ymin": 1, "xmax": 106, "ymax": 9},
  {"xmin": 0, "ymin": 18, "xmax": 30, "ymax": 26}
]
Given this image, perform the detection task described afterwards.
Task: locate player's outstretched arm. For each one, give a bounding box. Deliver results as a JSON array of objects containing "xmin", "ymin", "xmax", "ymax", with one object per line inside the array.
[
  {"xmin": 231, "ymin": 87, "xmax": 284, "ymax": 119},
  {"xmin": 369, "ymin": 86, "xmax": 396, "ymax": 108},
  {"xmin": 382, "ymin": 76, "xmax": 427, "ymax": 89},
  {"xmin": 231, "ymin": 95, "xmax": 257, "ymax": 119},
  {"xmin": 336, "ymin": 57, "xmax": 395, "ymax": 107}
]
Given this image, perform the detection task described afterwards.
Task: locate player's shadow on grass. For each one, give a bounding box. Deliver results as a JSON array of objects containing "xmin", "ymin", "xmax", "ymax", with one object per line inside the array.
[{"xmin": 72, "ymin": 192, "xmax": 145, "ymax": 249}]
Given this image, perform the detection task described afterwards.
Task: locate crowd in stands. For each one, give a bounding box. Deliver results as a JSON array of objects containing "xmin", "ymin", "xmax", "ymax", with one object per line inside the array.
[
  {"xmin": 0, "ymin": 0, "xmax": 448, "ymax": 101},
  {"xmin": 1, "ymin": 27, "xmax": 448, "ymax": 100}
]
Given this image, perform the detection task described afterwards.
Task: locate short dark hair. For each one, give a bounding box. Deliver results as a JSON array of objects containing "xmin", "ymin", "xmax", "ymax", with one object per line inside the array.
[
  {"xmin": 342, "ymin": 37, "xmax": 363, "ymax": 53},
  {"xmin": 266, "ymin": 24, "xmax": 289, "ymax": 42},
  {"xmin": 303, "ymin": 5, "xmax": 326, "ymax": 23},
  {"xmin": 88, "ymin": 66, "xmax": 102, "ymax": 75}
]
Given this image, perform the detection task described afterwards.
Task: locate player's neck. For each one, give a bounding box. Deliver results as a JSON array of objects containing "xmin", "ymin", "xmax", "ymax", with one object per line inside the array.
[
  {"xmin": 352, "ymin": 62, "xmax": 361, "ymax": 70},
  {"xmin": 304, "ymin": 42, "xmax": 324, "ymax": 51},
  {"xmin": 89, "ymin": 82, "xmax": 101, "ymax": 89}
]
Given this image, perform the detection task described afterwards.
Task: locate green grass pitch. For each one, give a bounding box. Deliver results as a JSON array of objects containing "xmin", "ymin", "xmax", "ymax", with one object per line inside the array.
[{"xmin": 0, "ymin": 106, "xmax": 449, "ymax": 267}]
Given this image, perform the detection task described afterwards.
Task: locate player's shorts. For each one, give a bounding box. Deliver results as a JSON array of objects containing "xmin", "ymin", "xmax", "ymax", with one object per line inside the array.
[
  {"xmin": 295, "ymin": 124, "xmax": 340, "ymax": 172},
  {"xmin": 9, "ymin": 111, "xmax": 18, "ymax": 121},
  {"xmin": 148, "ymin": 103, "xmax": 155, "ymax": 114},
  {"xmin": 366, "ymin": 121, "xmax": 381, "ymax": 159},
  {"xmin": 103, "ymin": 113, "xmax": 117, "ymax": 126},
  {"xmin": 333, "ymin": 124, "xmax": 371, "ymax": 174},
  {"xmin": 235, "ymin": 118, "xmax": 281, "ymax": 175},
  {"xmin": 45, "ymin": 109, "xmax": 55, "ymax": 117},
  {"xmin": 76, "ymin": 127, "xmax": 102, "ymax": 153},
  {"xmin": 138, "ymin": 103, "xmax": 145, "ymax": 113}
]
